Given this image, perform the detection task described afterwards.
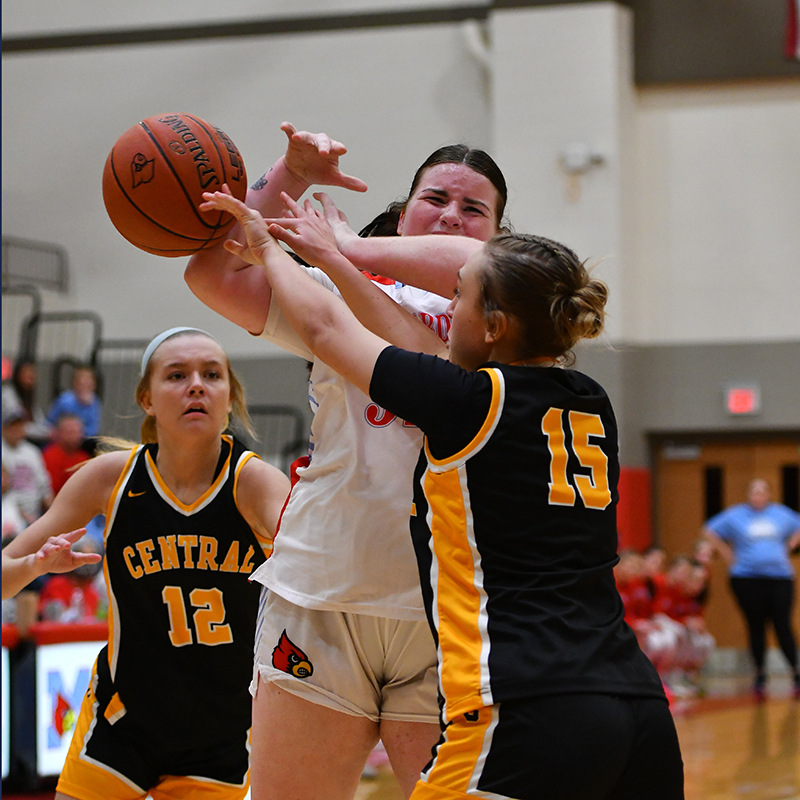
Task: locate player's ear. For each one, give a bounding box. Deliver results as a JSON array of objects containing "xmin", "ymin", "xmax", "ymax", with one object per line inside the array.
[
  {"xmin": 484, "ymin": 309, "xmax": 509, "ymax": 345},
  {"xmin": 139, "ymin": 390, "xmax": 154, "ymax": 416}
]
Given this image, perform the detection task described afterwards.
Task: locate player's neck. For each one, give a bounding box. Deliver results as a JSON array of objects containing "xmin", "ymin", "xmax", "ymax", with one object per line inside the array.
[{"xmin": 153, "ymin": 433, "xmax": 222, "ymax": 503}]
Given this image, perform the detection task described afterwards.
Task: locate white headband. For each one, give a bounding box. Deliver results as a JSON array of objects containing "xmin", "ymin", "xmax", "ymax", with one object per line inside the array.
[{"xmin": 140, "ymin": 327, "xmax": 220, "ymax": 376}]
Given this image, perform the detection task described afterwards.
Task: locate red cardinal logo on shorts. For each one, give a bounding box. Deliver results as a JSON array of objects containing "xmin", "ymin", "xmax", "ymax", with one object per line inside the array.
[{"xmin": 272, "ymin": 630, "xmax": 314, "ymax": 679}]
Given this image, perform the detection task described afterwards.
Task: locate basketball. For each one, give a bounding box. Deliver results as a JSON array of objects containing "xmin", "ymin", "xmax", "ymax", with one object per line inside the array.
[{"xmin": 102, "ymin": 112, "xmax": 248, "ymax": 257}]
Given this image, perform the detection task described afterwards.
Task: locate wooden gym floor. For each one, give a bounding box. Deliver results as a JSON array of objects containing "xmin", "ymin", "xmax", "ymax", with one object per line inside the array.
[
  {"xmin": 354, "ymin": 675, "xmax": 800, "ymax": 800},
  {"xmin": 5, "ymin": 676, "xmax": 798, "ymax": 800}
]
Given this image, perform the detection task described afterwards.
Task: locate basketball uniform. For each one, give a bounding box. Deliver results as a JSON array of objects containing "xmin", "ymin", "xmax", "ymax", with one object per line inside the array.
[
  {"xmin": 370, "ymin": 349, "xmax": 683, "ymax": 799},
  {"xmin": 57, "ymin": 436, "xmax": 269, "ymax": 800},
  {"xmin": 250, "ymin": 267, "xmax": 448, "ymax": 722}
]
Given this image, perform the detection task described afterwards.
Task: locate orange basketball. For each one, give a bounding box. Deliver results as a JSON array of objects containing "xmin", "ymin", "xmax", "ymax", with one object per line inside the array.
[{"xmin": 102, "ymin": 113, "xmax": 248, "ymax": 257}]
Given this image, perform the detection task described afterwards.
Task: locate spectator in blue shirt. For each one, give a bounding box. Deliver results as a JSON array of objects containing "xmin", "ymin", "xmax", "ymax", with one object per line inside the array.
[
  {"xmin": 47, "ymin": 365, "xmax": 102, "ymax": 440},
  {"xmin": 703, "ymin": 478, "xmax": 800, "ymax": 700}
]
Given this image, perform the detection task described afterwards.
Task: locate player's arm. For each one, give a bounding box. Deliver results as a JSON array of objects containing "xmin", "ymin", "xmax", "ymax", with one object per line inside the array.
[
  {"xmin": 2, "ymin": 529, "xmax": 101, "ymax": 600},
  {"xmin": 267, "ymin": 193, "xmax": 448, "ymax": 357},
  {"xmin": 236, "ymin": 457, "xmax": 291, "ymax": 544},
  {"xmin": 184, "ymin": 123, "xmax": 367, "ymax": 335},
  {"xmin": 201, "ymin": 190, "xmax": 389, "ymax": 397},
  {"xmin": 2, "ymin": 451, "xmax": 128, "ymax": 598},
  {"xmin": 310, "ymin": 191, "xmax": 483, "ymax": 297},
  {"xmin": 788, "ymin": 526, "xmax": 800, "ymax": 553}
]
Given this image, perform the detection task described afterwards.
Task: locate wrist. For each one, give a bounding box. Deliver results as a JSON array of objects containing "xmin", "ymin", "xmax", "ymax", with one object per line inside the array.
[
  {"xmin": 335, "ymin": 230, "xmax": 362, "ymax": 261},
  {"xmin": 274, "ymin": 156, "xmax": 311, "ymax": 196}
]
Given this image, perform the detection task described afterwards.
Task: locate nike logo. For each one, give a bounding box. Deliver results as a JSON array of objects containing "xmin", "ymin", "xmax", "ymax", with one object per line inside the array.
[{"xmin": 127, "ymin": 490, "xmax": 146, "ymax": 498}]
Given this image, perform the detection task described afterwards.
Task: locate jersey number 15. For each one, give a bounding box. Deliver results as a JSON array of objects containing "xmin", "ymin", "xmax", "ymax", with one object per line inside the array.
[{"xmin": 542, "ymin": 408, "xmax": 612, "ymax": 510}]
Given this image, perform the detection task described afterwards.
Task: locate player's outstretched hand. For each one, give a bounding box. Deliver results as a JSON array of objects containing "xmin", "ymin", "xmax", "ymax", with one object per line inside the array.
[
  {"xmin": 200, "ymin": 186, "xmax": 280, "ymax": 266},
  {"xmin": 311, "ymin": 192, "xmax": 360, "ymax": 251},
  {"xmin": 35, "ymin": 528, "xmax": 102, "ymax": 576},
  {"xmin": 281, "ymin": 122, "xmax": 368, "ymax": 193},
  {"xmin": 265, "ymin": 192, "xmax": 344, "ymax": 271}
]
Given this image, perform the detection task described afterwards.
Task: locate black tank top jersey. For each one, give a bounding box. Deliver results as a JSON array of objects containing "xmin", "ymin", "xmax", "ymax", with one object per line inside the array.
[
  {"xmin": 100, "ymin": 435, "xmax": 268, "ymax": 745},
  {"xmin": 370, "ymin": 348, "xmax": 665, "ymax": 723}
]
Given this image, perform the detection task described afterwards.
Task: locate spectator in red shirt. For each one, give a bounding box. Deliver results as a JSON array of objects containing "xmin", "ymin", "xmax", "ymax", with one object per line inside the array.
[
  {"xmin": 615, "ymin": 549, "xmax": 680, "ymax": 676},
  {"xmin": 42, "ymin": 413, "xmax": 90, "ymax": 495},
  {"xmin": 615, "ymin": 549, "xmax": 653, "ymax": 625},
  {"xmin": 38, "ymin": 536, "xmax": 105, "ymax": 622},
  {"xmin": 652, "ymin": 555, "xmax": 715, "ymax": 694}
]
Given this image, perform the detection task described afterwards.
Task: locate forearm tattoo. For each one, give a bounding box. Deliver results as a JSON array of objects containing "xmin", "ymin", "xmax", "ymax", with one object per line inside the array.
[{"xmin": 251, "ymin": 167, "xmax": 273, "ymax": 192}]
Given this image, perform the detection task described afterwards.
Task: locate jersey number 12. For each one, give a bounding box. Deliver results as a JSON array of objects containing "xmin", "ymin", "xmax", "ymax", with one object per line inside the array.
[{"xmin": 162, "ymin": 586, "xmax": 233, "ymax": 646}]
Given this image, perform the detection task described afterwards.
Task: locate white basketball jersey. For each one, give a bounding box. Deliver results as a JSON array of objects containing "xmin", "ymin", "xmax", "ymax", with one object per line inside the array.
[{"xmin": 251, "ymin": 266, "xmax": 451, "ymax": 619}]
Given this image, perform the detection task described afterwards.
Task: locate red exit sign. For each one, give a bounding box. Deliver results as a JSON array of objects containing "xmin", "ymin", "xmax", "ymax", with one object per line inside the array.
[{"xmin": 724, "ymin": 384, "xmax": 761, "ymax": 415}]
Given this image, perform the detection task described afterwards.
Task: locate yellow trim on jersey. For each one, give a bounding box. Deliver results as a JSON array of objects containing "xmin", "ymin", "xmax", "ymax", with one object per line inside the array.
[
  {"xmin": 423, "ymin": 464, "xmax": 491, "ymax": 721},
  {"xmin": 145, "ymin": 434, "xmax": 233, "ymax": 514},
  {"xmin": 58, "ymin": 659, "xmax": 148, "ymax": 800},
  {"xmin": 232, "ymin": 449, "xmax": 272, "ymax": 557},
  {"xmin": 416, "ymin": 705, "xmax": 497, "ymax": 797},
  {"xmin": 423, "ymin": 368, "xmax": 504, "ymax": 472},
  {"xmin": 103, "ymin": 692, "xmax": 127, "ymax": 724},
  {"xmin": 104, "ymin": 446, "xmax": 141, "ymax": 680}
]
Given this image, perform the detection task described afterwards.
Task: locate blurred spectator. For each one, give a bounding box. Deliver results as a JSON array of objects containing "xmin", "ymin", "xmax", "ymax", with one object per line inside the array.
[
  {"xmin": 652, "ymin": 554, "xmax": 716, "ymax": 694},
  {"xmin": 2, "ymin": 358, "xmax": 52, "ymax": 445},
  {"xmin": 615, "ymin": 549, "xmax": 681, "ymax": 679},
  {"xmin": 642, "ymin": 545, "xmax": 667, "ymax": 602},
  {"xmin": 37, "ymin": 536, "xmax": 106, "ymax": 622},
  {"xmin": 47, "ymin": 365, "xmax": 102, "ymax": 440},
  {"xmin": 83, "ymin": 513, "xmax": 106, "ymax": 549},
  {"xmin": 703, "ymin": 478, "xmax": 800, "ymax": 700},
  {"xmin": 42, "ymin": 413, "xmax": 90, "ymax": 495},
  {"xmin": 2, "ymin": 463, "xmax": 28, "ymax": 543},
  {"xmin": 2, "ymin": 407, "xmax": 53, "ymax": 523}
]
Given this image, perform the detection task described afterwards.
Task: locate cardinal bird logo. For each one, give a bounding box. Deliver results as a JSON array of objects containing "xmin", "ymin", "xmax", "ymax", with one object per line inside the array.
[
  {"xmin": 130, "ymin": 153, "xmax": 155, "ymax": 188},
  {"xmin": 272, "ymin": 630, "xmax": 313, "ymax": 679},
  {"xmin": 54, "ymin": 692, "xmax": 76, "ymax": 737}
]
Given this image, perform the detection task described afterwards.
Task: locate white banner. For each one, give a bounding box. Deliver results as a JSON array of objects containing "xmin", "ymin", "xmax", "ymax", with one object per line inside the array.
[{"xmin": 35, "ymin": 640, "xmax": 105, "ymax": 777}]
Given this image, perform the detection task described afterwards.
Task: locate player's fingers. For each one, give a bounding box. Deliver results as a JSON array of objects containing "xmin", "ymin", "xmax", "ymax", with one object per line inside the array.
[
  {"xmin": 266, "ymin": 223, "xmax": 297, "ymax": 246},
  {"xmin": 280, "ymin": 121, "xmax": 298, "ymax": 137},
  {"xmin": 312, "ymin": 133, "xmax": 332, "ymax": 156},
  {"xmin": 223, "ymin": 240, "xmax": 247, "ymax": 257},
  {"xmin": 328, "ymin": 139, "xmax": 348, "ymax": 155},
  {"xmin": 279, "ymin": 191, "xmax": 304, "ymax": 216},
  {"xmin": 63, "ymin": 527, "xmax": 88, "ymax": 543},
  {"xmin": 338, "ymin": 174, "xmax": 368, "ymax": 193},
  {"xmin": 74, "ymin": 553, "xmax": 102, "ymax": 564}
]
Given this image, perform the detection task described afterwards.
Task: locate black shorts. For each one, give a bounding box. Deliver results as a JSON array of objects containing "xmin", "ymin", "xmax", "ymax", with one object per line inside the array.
[
  {"xmin": 57, "ymin": 651, "xmax": 250, "ymax": 800},
  {"xmin": 413, "ymin": 693, "xmax": 684, "ymax": 800}
]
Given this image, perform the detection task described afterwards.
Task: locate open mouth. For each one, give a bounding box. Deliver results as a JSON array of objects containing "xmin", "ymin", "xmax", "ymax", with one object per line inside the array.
[{"xmin": 184, "ymin": 406, "xmax": 208, "ymax": 416}]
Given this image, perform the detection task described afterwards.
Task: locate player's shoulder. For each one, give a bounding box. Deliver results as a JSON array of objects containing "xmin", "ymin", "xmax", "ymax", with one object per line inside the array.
[
  {"xmin": 80, "ymin": 448, "xmax": 137, "ymax": 483},
  {"xmin": 237, "ymin": 451, "xmax": 290, "ymax": 490}
]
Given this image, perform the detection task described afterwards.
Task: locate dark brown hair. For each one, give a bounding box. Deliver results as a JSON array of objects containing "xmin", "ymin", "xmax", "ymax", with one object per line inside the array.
[{"xmin": 358, "ymin": 144, "xmax": 508, "ymax": 237}]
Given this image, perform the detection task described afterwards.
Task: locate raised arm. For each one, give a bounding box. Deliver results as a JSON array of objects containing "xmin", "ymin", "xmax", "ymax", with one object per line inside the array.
[
  {"xmin": 268, "ymin": 193, "xmax": 447, "ymax": 357},
  {"xmin": 184, "ymin": 122, "xmax": 367, "ymax": 334},
  {"xmin": 200, "ymin": 190, "xmax": 390, "ymax": 397},
  {"xmin": 308, "ymin": 192, "xmax": 483, "ymax": 297}
]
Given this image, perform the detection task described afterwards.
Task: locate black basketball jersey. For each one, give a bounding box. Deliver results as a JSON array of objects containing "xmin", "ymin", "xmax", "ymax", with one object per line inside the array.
[
  {"xmin": 370, "ymin": 348, "xmax": 665, "ymax": 723},
  {"xmin": 99, "ymin": 435, "xmax": 268, "ymax": 746}
]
